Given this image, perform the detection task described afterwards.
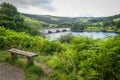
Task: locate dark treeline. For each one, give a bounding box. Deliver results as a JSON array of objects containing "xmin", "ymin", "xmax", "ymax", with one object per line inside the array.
[{"xmin": 22, "ymin": 13, "xmax": 81, "ymax": 24}]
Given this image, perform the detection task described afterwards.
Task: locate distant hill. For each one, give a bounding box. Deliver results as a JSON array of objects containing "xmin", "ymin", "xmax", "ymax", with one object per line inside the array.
[
  {"xmin": 21, "ymin": 13, "xmax": 120, "ymax": 32},
  {"xmin": 21, "ymin": 13, "xmax": 92, "ymax": 24},
  {"xmin": 22, "ymin": 13, "xmax": 120, "ymax": 24},
  {"xmin": 88, "ymin": 14, "xmax": 120, "ymax": 23}
]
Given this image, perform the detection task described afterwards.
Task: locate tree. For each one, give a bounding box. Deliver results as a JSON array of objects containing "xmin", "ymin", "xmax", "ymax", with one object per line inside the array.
[
  {"xmin": 58, "ymin": 33, "xmax": 74, "ymax": 43},
  {"xmin": 0, "ymin": 2, "xmax": 25, "ymax": 31},
  {"xmin": 71, "ymin": 22, "xmax": 85, "ymax": 31},
  {"xmin": 0, "ymin": 2, "xmax": 43, "ymax": 36},
  {"xmin": 116, "ymin": 21, "xmax": 120, "ymax": 28}
]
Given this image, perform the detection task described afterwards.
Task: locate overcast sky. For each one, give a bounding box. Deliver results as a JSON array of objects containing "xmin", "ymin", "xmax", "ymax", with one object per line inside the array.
[{"xmin": 0, "ymin": 0, "xmax": 120, "ymax": 17}]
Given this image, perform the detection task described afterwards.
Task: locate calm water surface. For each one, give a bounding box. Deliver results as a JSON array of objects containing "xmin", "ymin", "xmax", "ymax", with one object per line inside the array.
[{"xmin": 46, "ymin": 31, "xmax": 117, "ymax": 40}]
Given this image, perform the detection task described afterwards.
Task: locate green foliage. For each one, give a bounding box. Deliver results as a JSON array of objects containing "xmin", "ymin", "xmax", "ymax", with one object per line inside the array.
[
  {"xmin": 0, "ymin": 50, "xmax": 10, "ymax": 62},
  {"xmin": 0, "ymin": 2, "xmax": 43, "ymax": 36},
  {"xmin": 22, "ymin": 11, "xmax": 120, "ymax": 32},
  {"xmin": 0, "ymin": 27, "xmax": 64, "ymax": 55},
  {"xmin": 58, "ymin": 33, "xmax": 74, "ymax": 43},
  {"xmin": 116, "ymin": 21, "xmax": 120, "ymax": 28},
  {"xmin": 6, "ymin": 57, "xmax": 26, "ymax": 69},
  {"xmin": 25, "ymin": 65, "xmax": 43, "ymax": 75},
  {"xmin": 22, "ymin": 13, "xmax": 88, "ymax": 24},
  {"xmin": 0, "ymin": 2, "xmax": 24, "ymax": 31},
  {"xmin": 114, "ymin": 18, "xmax": 120, "ymax": 22},
  {"xmin": 47, "ymin": 35, "xmax": 120, "ymax": 80},
  {"xmin": 0, "ymin": 22, "xmax": 120, "ymax": 80},
  {"xmin": 22, "ymin": 12, "xmax": 120, "ymax": 32},
  {"xmin": 47, "ymin": 55, "xmax": 61, "ymax": 68},
  {"xmin": 69, "ymin": 14, "xmax": 120, "ymax": 32},
  {"xmin": 72, "ymin": 22, "xmax": 86, "ymax": 31},
  {"xmin": 22, "ymin": 15, "xmax": 45, "ymax": 36},
  {"xmin": 71, "ymin": 36, "xmax": 94, "ymax": 52}
]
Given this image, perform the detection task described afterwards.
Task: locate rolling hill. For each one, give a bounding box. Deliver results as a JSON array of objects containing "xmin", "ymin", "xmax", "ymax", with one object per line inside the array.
[
  {"xmin": 22, "ymin": 13, "xmax": 120, "ymax": 24},
  {"xmin": 21, "ymin": 13, "xmax": 120, "ymax": 32},
  {"xmin": 21, "ymin": 13, "xmax": 92, "ymax": 24}
]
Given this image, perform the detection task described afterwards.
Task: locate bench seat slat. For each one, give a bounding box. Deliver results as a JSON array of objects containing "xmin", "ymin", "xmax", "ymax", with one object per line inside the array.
[{"xmin": 8, "ymin": 48, "xmax": 37, "ymax": 57}]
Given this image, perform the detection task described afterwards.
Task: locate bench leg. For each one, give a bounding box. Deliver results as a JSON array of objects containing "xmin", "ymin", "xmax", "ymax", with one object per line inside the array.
[
  {"xmin": 11, "ymin": 53, "xmax": 18, "ymax": 60},
  {"xmin": 27, "ymin": 57, "xmax": 34, "ymax": 65}
]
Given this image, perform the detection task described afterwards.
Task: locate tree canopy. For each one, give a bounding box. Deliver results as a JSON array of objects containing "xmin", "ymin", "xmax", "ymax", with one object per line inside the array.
[
  {"xmin": 0, "ymin": 2, "xmax": 25, "ymax": 30},
  {"xmin": 0, "ymin": 2, "xmax": 44, "ymax": 36}
]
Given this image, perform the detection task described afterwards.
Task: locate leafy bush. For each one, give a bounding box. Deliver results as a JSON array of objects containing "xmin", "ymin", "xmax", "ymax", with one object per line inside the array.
[
  {"xmin": 0, "ymin": 50, "xmax": 10, "ymax": 62},
  {"xmin": 58, "ymin": 33, "xmax": 74, "ymax": 43},
  {"xmin": 71, "ymin": 36, "xmax": 94, "ymax": 51},
  {"xmin": 47, "ymin": 56, "xmax": 61, "ymax": 68},
  {"xmin": 48, "ymin": 34, "xmax": 120, "ymax": 80},
  {"xmin": 25, "ymin": 65, "xmax": 43, "ymax": 75},
  {"xmin": 0, "ymin": 27, "xmax": 64, "ymax": 55}
]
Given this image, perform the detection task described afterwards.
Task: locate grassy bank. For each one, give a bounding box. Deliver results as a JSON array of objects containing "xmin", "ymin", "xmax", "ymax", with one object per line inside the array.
[{"xmin": 72, "ymin": 26, "xmax": 120, "ymax": 32}]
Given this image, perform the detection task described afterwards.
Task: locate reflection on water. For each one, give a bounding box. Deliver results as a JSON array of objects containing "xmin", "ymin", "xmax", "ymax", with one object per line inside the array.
[{"xmin": 46, "ymin": 31, "xmax": 117, "ymax": 40}]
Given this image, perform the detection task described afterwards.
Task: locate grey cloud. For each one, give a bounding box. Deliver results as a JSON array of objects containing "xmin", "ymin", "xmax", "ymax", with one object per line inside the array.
[{"xmin": 0, "ymin": 0, "xmax": 55, "ymax": 11}]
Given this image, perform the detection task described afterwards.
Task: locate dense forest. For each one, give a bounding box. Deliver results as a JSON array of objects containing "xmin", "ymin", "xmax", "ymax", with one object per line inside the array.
[{"xmin": 0, "ymin": 2, "xmax": 120, "ymax": 80}]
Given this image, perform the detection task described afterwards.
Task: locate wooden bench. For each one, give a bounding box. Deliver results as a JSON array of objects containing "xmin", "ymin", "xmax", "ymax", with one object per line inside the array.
[{"xmin": 8, "ymin": 48, "xmax": 37, "ymax": 65}]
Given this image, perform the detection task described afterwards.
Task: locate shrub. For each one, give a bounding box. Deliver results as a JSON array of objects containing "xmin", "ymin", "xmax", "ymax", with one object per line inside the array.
[
  {"xmin": 25, "ymin": 65, "xmax": 43, "ymax": 75},
  {"xmin": 0, "ymin": 27, "xmax": 64, "ymax": 55},
  {"xmin": 58, "ymin": 33, "xmax": 74, "ymax": 43}
]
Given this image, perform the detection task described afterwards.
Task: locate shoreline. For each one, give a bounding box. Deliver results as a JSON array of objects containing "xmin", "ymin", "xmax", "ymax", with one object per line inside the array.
[
  {"xmin": 72, "ymin": 30, "xmax": 120, "ymax": 33},
  {"xmin": 46, "ymin": 31, "xmax": 120, "ymax": 34}
]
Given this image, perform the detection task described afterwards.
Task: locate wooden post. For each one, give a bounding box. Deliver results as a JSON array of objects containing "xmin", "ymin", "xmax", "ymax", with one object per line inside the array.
[
  {"xmin": 27, "ymin": 57, "xmax": 34, "ymax": 65},
  {"xmin": 11, "ymin": 53, "xmax": 18, "ymax": 60}
]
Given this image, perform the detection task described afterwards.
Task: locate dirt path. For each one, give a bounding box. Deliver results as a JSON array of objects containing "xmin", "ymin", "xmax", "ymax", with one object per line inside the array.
[
  {"xmin": 35, "ymin": 61, "xmax": 52, "ymax": 75},
  {"xmin": 0, "ymin": 63, "xmax": 25, "ymax": 80},
  {"xmin": 20, "ymin": 58, "xmax": 52, "ymax": 75}
]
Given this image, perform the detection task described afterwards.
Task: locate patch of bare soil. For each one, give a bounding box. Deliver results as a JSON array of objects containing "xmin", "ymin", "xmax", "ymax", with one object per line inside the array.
[
  {"xmin": 20, "ymin": 58, "xmax": 52, "ymax": 75},
  {"xmin": 0, "ymin": 63, "xmax": 25, "ymax": 80},
  {"xmin": 35, "ymin": 61, "xmax": 52, "ymax": 75}
]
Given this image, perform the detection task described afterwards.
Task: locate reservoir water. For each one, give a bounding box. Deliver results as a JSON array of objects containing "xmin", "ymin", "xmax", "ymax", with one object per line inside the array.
[{"xmin": 46, "ymin": 32, "xmax": 117, "ymax": 40}]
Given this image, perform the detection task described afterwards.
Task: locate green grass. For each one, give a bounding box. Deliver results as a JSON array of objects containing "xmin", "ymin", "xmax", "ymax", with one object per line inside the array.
[
  {"xmin": 36, "ymin": 55, "xmax": 52, "ymax": 63},
  {"xmin": 23, "ymin": 16, "xmax": 44, "ymax": 29},
  {"xmin": 84, "ymin": 26, "xmax": 119, "ymax": 32},
  {"xmin": 113, "ymin": 18, "xmax": 120, "ymax": 22},
  {"xmin": 98, "ymin": 22, "xmax": 103, "ymax": 25},
  {"xmin": 117, "ymin": 29, "xmax": 120, "ymax": 32},
  {"xmin": 25, "ymin": 65, "xmax": 43, "ymax": 80},
  {"xmin": 0, "ymin": 50, "xmax": 10, "ymax": 62},
  {"xmin": 50, "ymin": 17, "xmax": 59, "ymax": 21},
  {"xmin": 85, "ymin": 27, "xmax": 101, "ymax": 31},
  {"xmin": 105, "ymin": 26, "xmax": 117, "ymax": 32}
]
